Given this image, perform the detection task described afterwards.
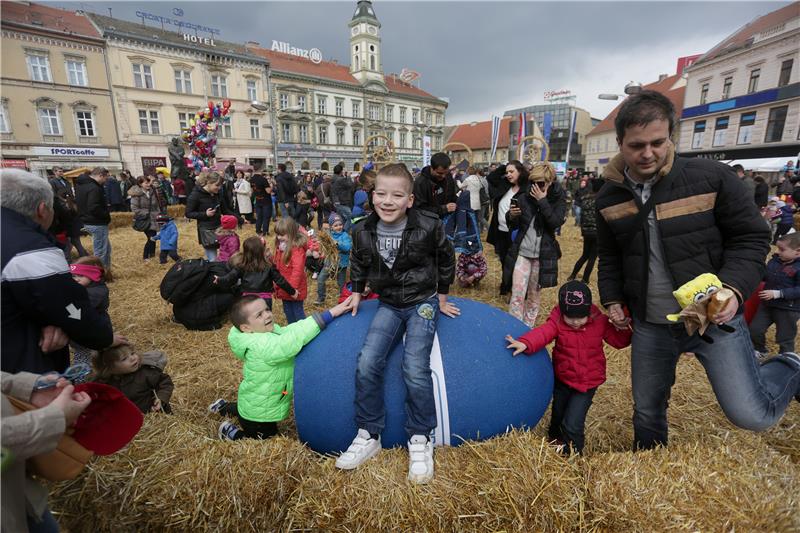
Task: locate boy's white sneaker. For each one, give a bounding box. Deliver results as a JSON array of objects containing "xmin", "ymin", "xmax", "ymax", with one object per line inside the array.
[
  {"xmin": 407, "ymin": 434, "xmax": 434, "ymax": 484},
  {"xmin": 335, "ymin": 429, "xmax": 381, "ymax": 470},
  {"xmin": 208, "ymin": 398, "xmax": 227, "ymax": 414}
]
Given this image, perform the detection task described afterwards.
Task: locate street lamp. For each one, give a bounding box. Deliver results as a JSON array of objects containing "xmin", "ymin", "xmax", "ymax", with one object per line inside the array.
[{"xmin": 598, "ymin": 81, "xmax": 643, "ymax": 100}]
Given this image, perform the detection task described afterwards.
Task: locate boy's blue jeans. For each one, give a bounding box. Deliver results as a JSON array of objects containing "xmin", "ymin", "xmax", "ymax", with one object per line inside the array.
[
  {"xmin": 355, "ymin": 296, "xmax": 439, "ymax": 438},
  {"xmin": 631, "ymin": 314, "xmax": 800, "ymax": 450}
]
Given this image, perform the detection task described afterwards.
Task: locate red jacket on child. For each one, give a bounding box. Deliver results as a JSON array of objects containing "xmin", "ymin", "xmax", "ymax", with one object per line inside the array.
[
  {"xmin": 273, "ymin": 245, "xmax": 307, "ymax": 301},
  {"xmin": 518, "ymin": 305, "xmax": 631, "ymax": 392}
]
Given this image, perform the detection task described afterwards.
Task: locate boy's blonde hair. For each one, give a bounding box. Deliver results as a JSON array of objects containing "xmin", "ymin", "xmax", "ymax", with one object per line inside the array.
[{"xmin": 376, "ymin": 163, "xmax": 413, "ymax": 193}]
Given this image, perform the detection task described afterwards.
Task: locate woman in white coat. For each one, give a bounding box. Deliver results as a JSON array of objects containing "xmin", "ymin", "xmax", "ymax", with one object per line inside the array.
[{"xmin": 234, "ymin": 170, "xmax": 254, "ymax": 224}]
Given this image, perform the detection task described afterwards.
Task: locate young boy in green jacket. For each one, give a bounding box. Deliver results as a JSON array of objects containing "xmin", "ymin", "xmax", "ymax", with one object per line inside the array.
[{"xmin": 209, "ymin": 294, "xmax": 353, "ymax": 440}]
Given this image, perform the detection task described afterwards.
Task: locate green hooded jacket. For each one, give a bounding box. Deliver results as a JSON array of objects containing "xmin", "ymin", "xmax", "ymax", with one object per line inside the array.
[{"xmin": 227, "ymin": 314, "xmax": 326, "ymax": 422}]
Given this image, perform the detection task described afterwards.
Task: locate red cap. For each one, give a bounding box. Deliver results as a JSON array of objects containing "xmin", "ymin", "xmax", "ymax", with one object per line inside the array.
[
  {"xmin": 220, "ymin": 215, "xmax": 237, "ymax": 230},
  {"xmin": 73, "ymin": 383, "xmax": 144, "ymax": 455}
]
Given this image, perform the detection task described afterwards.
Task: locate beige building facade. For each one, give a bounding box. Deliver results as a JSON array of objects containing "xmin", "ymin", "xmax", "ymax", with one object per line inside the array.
[
  {"xmin": 0, "ymin": 3, "xmax": 121, "ymax": 175},
  {"xmin": 678, "ymin": 3, "xmax": 800, "ymax": 161},
  {"xmin": 249, "ymin": 0, "xmax": 447, "ymax": 172},
  {"xmin": 87, "ymin": 13, "xmax": 272, "ymax": 175}
]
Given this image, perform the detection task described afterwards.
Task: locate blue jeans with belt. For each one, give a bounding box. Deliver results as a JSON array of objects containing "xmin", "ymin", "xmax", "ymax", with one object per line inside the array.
[
  {"xmin": 355, "ymin": 296, "xmax": 439, "ymax": 438},
  {"xmin": 83, "ymin": 224, "xmax": 111, "ymax": 267},
  {"xmin": 631, "ymin": 314, "xmax": 800, "ymax": 450}
]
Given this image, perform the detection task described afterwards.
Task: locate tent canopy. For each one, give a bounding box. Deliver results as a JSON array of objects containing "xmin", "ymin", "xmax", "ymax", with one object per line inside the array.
[{"xmin": 725, "ymin": 157, "xmax": 787, "ymax": 172}]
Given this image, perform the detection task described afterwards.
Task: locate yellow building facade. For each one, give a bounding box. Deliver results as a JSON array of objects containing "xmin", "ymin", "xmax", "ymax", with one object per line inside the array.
[
  {"xmin": 87, "ymin": 13, "xmax": 273, "ymax": 175},
  {"xmin": 0, "ymin": 3, "xmax": 121, "ymax": 175}
]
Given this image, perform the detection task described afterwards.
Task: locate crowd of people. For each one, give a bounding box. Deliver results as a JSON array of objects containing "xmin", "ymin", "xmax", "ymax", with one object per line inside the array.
[{"xmin": 2, "ymin": 90, "xmax": 799, "ymax": 530}]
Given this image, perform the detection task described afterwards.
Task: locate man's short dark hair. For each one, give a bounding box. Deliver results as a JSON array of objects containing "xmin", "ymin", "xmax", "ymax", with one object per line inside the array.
[
  {"xmin": 614, "ymin": 90, "xmax": 675, "ymax": 141},
  {"xmin": 278, "ymin": 163, "xmax": 287, "ymax": 172},
  {"xmin": 333, "ymin": 163, "xmax": 343, "ymax": 175},
  {"xmin": 230, "ymin": 295, "xmax": 263, "ymax": 329},
  {"xmin": 732, "ymin": 164, "xmax": 745, "ymax": 173},
  {"xmin": 430, "ymin": 152, "xmax": 451, "ymax": 170},
  {"xmin": 90, "ymin": 166, "xmax": 109, "ymax": 177}
]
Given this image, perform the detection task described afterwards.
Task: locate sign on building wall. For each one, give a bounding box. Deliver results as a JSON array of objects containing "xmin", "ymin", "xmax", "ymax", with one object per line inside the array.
[
  {"xmin": 141, "ymin": 157, "xmax": 167, "ymax": 175},
  {"xmin": 271, "ymin": 40, "xmax": 322, "ymax": 64},
  {"xmin": 1, "ymin": 159, "xmax": 28, "ymax": 169},
  {"xmin": 422, "ymin": 135, "xmax": 432, "ymax": 167},
  {"xmin": 32, "ymin": 146, "xmax": 110, "ymax": 157}
]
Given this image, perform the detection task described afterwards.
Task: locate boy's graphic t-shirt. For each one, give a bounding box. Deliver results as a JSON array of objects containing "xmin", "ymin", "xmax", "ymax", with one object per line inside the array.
[{"xmin": 376, "ymin": 218, "xmax": 407, "ymax": 268}]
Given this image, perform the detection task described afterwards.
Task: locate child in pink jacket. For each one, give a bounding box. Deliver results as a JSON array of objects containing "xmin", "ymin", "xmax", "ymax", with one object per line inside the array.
[
  {"xmin": 216, "ymin": 215, "xmax": 241, "ymax": 263},
  {"xmin": 506, "ymin": 281, "xmax": 631, "ymax": 454}
]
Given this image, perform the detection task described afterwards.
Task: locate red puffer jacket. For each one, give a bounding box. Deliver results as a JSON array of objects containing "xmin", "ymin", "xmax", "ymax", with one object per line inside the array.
[
  {"xmin": 273, "ymin": 245, "xmax": 307, "ymax": 301},
  {"xmin": 518, "ymin": 305, "xmax": 631, "ymax": 392}
]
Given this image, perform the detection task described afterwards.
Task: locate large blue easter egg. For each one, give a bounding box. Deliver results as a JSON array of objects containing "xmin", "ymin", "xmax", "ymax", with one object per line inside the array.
[{"xmin": 294, "ymin": 297, "xmax": 553, "ymax": 453}]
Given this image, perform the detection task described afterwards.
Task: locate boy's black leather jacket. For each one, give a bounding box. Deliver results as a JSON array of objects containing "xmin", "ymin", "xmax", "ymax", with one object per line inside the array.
[{"xmin": 350, "ymin": 208, "xmax": 455, "ymax": 308}]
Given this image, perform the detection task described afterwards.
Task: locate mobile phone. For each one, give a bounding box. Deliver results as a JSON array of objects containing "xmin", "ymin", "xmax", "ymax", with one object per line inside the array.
[
  {"xmin": 510, "ymin": 198, "xmax": 519, "ymax": 209},
  {"xmin": 212, "ymin": 203, "xmax": 220, "ymax": 210}
]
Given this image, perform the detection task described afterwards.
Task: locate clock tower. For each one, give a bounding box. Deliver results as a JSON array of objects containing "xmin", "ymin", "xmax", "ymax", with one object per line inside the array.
[{"xmin": 349, "ymin": 0, "xmax": 385, "ymax": 88}]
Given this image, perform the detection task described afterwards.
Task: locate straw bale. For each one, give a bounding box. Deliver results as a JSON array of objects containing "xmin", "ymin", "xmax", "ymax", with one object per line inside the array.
[
  {"xmin": 48, "ymin": 220, "xmax": 800, "ymax": 532},
  {"xmin": 108, "ymin": 205, "xmax": 185, "ymax": 230}
]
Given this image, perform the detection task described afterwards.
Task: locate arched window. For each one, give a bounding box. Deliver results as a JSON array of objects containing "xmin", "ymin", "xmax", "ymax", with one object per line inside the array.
[
  {"xmin": 301, "ymin": 160, "xmax": 310, "ymax": 170},
  {"xmin": 321, "ymin": 161, "xmax": 330, "ymax": 171},
  {"xmin": 370, "ymin": 55, "xmax": 375, "ymax": 70},
  {"xmin": 354, "ymin": 56, "xmax": 359, "ymax": 70},
  {"xmin": 353, "ymin": 162, "xmax": 361, "ymax": 171}
]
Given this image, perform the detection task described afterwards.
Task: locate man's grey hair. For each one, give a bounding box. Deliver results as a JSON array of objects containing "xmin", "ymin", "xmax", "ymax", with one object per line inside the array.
[{"xmin": 0, "ymin": 169, "xmax": 54, "ymax": 220}]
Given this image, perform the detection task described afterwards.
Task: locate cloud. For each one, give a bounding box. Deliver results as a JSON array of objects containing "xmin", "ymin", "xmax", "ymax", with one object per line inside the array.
[{"xmin": 45, "ymin": 0, "xmax": 791, "ymax": 125}]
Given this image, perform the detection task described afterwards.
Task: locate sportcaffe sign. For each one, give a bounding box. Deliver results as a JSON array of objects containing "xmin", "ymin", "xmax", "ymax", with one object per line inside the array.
[{"xmin": 271, "ymin": 40, "xmax": 322, "ymax": 64}]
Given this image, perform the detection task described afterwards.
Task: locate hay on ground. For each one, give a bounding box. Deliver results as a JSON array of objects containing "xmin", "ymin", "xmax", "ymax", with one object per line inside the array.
[{"xmin": 48, "ymin": 220, "xmax": 800, "ymax": 532}]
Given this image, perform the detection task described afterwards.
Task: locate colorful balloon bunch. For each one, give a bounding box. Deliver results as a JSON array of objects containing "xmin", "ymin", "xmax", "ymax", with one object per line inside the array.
[{"xmin": 181, "ymin": 99, "xmax": 231, "ymax": 172}]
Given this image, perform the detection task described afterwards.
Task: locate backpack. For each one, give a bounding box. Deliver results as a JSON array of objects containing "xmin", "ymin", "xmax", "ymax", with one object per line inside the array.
[
  {"xmin": 159, "ymin": 259, "xmax": 214, "ymax": 306},
  {"xmin": 479, "ymin": 183, "xmax": 490, "ymax": 206}
]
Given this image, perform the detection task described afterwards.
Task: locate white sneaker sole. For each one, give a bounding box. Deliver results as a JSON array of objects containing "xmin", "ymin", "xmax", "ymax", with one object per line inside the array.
[{"xmin": 335, "ymin": 444, "xmax": 381, "ymax": 470}]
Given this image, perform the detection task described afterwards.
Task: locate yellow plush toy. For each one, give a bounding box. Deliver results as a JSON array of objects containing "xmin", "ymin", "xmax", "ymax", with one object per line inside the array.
[{"xmin": 666, "ymin": 273, "xmax": 735, "ymax": 342}]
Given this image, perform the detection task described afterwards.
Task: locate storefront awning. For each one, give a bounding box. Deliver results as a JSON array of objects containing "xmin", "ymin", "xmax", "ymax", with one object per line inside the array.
[{"xmin": 724, "ymin": 157, "xmax": 791, "ymax": 172}]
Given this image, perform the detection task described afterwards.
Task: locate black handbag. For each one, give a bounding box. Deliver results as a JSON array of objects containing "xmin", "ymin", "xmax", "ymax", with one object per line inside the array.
[
  {"xmin": 132, "ymin": 213, "xmax": 150, "ymax": 232},
  {"xmin": 199, "ymin": 228, "xmax": 219, "ymax": 248}
]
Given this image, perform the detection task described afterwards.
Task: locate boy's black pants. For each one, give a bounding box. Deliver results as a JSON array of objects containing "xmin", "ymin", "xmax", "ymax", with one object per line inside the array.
[
  {"xmin": 159, "ymin": 249, "xmax": 181, "ymax": 264},
  {"xmin": 220, "ymin": 402, "xmax": 278, "ymax": 440},
  {"xmin": 548, "ymin": 379, "xmax": 597, "ymax": 454}
]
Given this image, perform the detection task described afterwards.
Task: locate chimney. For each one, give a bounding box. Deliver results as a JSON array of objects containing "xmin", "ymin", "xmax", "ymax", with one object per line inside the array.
[{"xmin": 658, "ymin": 73, "xmax": 668, "ymax": 82}]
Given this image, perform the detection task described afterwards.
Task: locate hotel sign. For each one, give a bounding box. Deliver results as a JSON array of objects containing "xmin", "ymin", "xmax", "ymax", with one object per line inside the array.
[
  {"xmin": 183, "ymin": 34, "xmax": 216, "ymax": 47},
  {"xmin": 271, "ymin": 40, "xmax": 322, "ymax": 64},
  {"xmin": 32, "ymin": 146, "xmax": 110, "ymax": 157}
]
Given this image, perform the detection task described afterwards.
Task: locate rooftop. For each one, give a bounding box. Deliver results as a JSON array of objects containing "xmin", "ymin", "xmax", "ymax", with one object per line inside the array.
[
  {"xmin": 694, "ymin": 2, "xmax": 800, "ymax": 65},
  {"xmin": 1, "ymin": 1, "xmax": 101, "ymax": 39},
  {"xmin": 446, "ymin": 117, "xmax": 512, "ymax": 150}
]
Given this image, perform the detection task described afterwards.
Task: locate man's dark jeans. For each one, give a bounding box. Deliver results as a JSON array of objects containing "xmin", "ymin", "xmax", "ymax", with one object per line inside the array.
[{"xmin": 631, "ymin": 314, "xmax": 800, "ymax": 450}]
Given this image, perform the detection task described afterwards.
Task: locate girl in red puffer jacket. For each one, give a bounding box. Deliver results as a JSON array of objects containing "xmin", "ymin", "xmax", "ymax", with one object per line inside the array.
[{"xmin": 506, "ymin": 281, "xmax": 631, "ymax": 454}]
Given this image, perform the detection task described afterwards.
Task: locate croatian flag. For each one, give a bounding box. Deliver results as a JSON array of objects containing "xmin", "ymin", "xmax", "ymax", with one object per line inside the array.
[
  {"xmin": 489, "ymin": 115, "xmax": 501, "ymax": 162},
  {"xmin": 518, "ymin": 112, "xmax": 528, "ymax": 160}
]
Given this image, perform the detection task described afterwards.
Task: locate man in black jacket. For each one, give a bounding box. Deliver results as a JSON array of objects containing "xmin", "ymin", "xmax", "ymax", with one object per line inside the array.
[
  {"xmin": 274, "ymin": 163, "xmax": 297, "ymax": 220},
  {"xmin": 75, "ymin": 167, "xmax": 112, "ymax": 267},
  {"xmin": 413, "ymin": 152, "xmax": 457, "ymax": 219},
  {"xmin": 330, "ymin": 163, "xmax": 354, "ymax": 231},
  {"xmin": 1, "ymin": 169, "xmax": 118, "ymax": 373},
  {"xmin": 597, "ymin": 90, "xmax": 798, "ymax": 450}
]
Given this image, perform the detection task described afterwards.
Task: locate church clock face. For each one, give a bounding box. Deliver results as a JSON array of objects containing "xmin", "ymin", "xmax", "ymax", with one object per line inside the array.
[
  {"xmin": 351, "ymin": 26, "xmax": 359, "ymax": 36},
  {"xmin": 367, "ymin": 26, "xmax": 377, "ymax": 35}
]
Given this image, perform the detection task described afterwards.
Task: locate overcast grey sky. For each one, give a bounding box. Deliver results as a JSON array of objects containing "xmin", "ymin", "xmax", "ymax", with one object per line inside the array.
[{"xmin": 45, "ymin": 1, "xmax": 791, "ymax": 124}]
